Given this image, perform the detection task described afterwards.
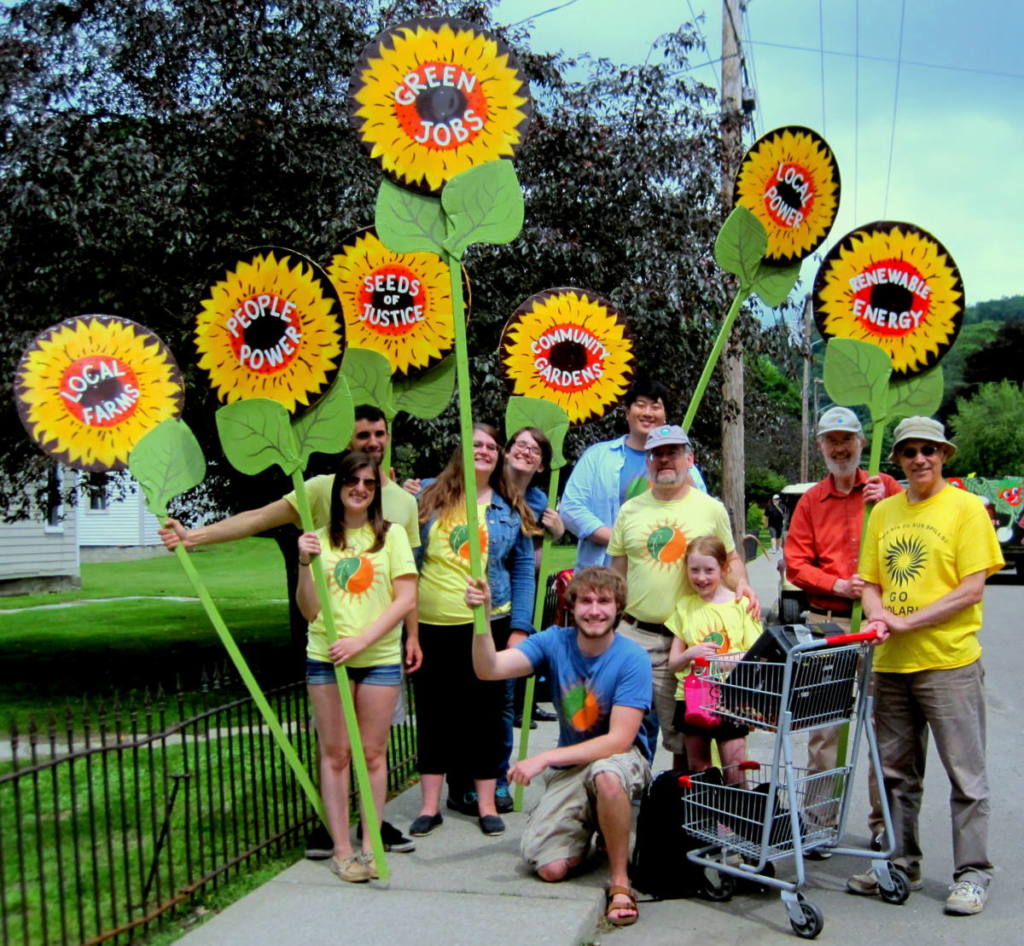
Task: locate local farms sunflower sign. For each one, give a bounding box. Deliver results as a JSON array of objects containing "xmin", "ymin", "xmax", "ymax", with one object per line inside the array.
[
  {"xmin": 195, "ymin": 248, "xmax": 344, "ymax": 412},
  {"xmin": 734, "ymin": 125, "xmax": 841, "ymax": 267},
  {"xmin": 499, "ymin": 289, "xmax": 634, "ymax": 425},
  {"xmin": 328, "ymin": 229, "xmax": 456, "ymax": 376},
  {"xmin": 348, "ymin": 17, "xmax": 532, "ymax": 195},
  {"xmin": 813, "ymin": 221, "xmax": 964, "ymax": 379},
  {"xmin": 15, "ymin": 315, "xmax": 183, "ymax": 471}
]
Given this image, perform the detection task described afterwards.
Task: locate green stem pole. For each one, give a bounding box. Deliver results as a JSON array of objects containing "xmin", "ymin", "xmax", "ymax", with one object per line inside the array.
[
  {"xmin": 512, "ymin": 468, "xmax": 562, "ymax": 812},
  {"xmin": 445, "ymin": 251, "xmax": 487, "ymax": 635},
  {"xmin": 682, "ymin": 287, "xmax": 751, "ymax": 432},
  {"xmin": 172, "ymin": 543, "xmax": 325, "ymax": 823},
  {"xmin": 289, "ymin": 472, "xmax": 388, "ymax": 881}
]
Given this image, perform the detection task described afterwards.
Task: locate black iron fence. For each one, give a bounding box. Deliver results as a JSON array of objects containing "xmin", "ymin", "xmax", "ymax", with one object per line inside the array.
[{"xmin": 0, "ymin": 667, "xmax": 418, "ymax": 946}]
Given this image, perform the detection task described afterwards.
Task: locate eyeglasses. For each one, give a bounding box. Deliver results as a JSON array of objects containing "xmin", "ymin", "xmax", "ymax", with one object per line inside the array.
[
  {"xmin": 342, "ymin": 476, "xmax": 377, "ymax": 490},
  {"xmin": 511, "ymin": 441, "xmax": 542, "ymax": 457},
  {"xmin": 899, "ymin": 444, "xmax": 940, "ymax": 459}
]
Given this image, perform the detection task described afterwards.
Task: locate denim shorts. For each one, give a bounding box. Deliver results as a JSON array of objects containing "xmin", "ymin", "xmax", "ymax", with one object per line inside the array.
[{"xmin": 305, "ymin": 659, "xmax": 402, "ymax": 687}]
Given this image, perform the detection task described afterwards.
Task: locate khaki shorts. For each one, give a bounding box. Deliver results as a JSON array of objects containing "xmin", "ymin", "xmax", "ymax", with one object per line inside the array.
[{"xmin": 520, "ymin": 747, "xmax": 651, "ymax": 869}]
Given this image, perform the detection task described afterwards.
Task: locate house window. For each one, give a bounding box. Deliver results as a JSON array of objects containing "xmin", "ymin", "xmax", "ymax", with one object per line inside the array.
[
  {"xmin": 45, "ymin": 465, "xmax": 64, "ymax": 532},
  {"xmin": 87, "ymin": 472, "xmax": 109, "ymax": 511}
]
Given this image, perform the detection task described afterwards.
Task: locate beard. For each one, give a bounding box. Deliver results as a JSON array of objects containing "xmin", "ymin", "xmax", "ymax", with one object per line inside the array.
[{"xmin": 824, "ymin": 453, "xmax": 861, "ymax": 479}]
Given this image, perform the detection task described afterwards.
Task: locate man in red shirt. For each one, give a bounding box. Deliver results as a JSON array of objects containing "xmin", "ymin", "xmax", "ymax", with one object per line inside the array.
[{"xmin": 784, "ymin": 407, "xmax": 901, "ymax": 842}]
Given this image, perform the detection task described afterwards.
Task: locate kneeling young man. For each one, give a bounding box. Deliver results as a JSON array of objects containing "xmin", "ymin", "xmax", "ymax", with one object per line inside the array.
[{"xmin": 467, "ymin": 566, "xmax": 652, "ymax": 927}]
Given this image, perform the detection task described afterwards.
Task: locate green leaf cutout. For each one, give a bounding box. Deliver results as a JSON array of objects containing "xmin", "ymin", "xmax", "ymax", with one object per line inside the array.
[
  {"xmin": 441, "ymin": 160, "xmax": 524, "ymax": 260},
  {"xmin": 504, "ymin": 396, "xmax": 570, "ymax": 470},
  {"xmin": 823, "ymin": 338, "xmax": 892, "ymax": 417},
  {"xmin": 749, "ymin": 259, "xmax": 802, "ymax": 307},
  {"xmin": 887, "ymin": 365, "xmax": 945, "ymax": 421},
  {"xmin": 341, "ymin": 348, "xmax": 394, "ymax": 416},
  {"xmin": 713, "ymin": 206, "xmax": 768, "ymax": 286},
  {"xmin": 292, "ymin": 375, "xmax": 355, "ymax": 464},
  {"xmin": 216, "ymin": 398, "xmax": 301, "ymax": 476},
  {"xmin": 375, "ymin": 178, "xmax": 446, "ymax": 256},
  {"xmin": 393, "ymin": 355, "xmax": 456, "ymax": 420},
  {"xmin": 129, "ymin": 418, "xmax": 206, "ymax": 520}
]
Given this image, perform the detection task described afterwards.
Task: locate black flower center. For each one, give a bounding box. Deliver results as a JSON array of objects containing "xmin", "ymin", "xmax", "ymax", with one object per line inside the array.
[
  {"xmin": 244, "ymin": 314, "xmax": 288, "ymax": 351},
  {"xmin": 775, "ymin": 180, "xmax": 803, "ymax": 211},
  {"xmin": 79, "ymin": 377, "xmax": 128, "ymax": 408},
  {"xmin": 372, "ymin": 288, "xmax": 414, "ymax": 310},
  {"xmin": 870, "ymin": 283, "xmax": 913, "ymax": 314},
  {"xmin": 415, "ymin": 86, "xmax": 467, "ymax": 124},
  {"xmin": 549, "ymin": 341, "xmax": 588, "ymax": 372}
]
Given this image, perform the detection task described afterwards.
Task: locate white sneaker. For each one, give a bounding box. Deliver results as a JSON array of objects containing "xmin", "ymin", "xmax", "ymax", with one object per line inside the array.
[{"xmin": 944, "ymin": 880, "xmax": 987, "ymax": 915}]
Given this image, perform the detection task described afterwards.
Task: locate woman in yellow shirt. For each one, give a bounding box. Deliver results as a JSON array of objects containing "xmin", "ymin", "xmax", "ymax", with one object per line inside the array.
[{"xmin": 297, "ymin": 451, "xmax": 417, "ymax": 883}]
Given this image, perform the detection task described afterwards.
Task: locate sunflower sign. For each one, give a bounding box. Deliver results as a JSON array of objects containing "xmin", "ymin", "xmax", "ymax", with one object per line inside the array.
[
  {"xmin": 195, "ymin": 247, "xmax": 344, "ymax": 413},
  {"xmin": 353, "ymin": 16, "xmax": 535, "ymax": 636},
  {"xmin": 684, "ymin": 126, "xmax": 841, "ymax": 430},
  {"xmin": 15, "ymin": 315, "xmax": 184, "ymax": 472}
]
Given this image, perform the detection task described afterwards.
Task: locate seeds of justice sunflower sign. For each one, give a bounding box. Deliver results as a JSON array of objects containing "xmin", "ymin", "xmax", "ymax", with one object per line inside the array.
[
  {"xmin": 15, "ymin": 315, "xmax": 184, "ymax": 472},
  {"xmin": 348, "ymin": 17, "xmax": 532, "ymax": 195},
  {"xmin": 195, "ymin": 247, "xmax": 345, "ymax": 413}
]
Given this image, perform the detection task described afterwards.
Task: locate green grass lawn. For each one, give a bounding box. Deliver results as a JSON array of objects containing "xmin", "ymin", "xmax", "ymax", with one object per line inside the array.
[{"xmin": 0, "ymin": 540, "xmax": 298, "ymax": 721}]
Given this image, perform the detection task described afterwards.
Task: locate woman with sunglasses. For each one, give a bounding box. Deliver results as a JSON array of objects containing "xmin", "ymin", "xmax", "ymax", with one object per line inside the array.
[
  {"xmin": 296, "ymin": 450, "xmax": 417, "ymax": 883},
  {"xmin": 408, "ymin": 423, "xmax": 539, "ymax": 838}
]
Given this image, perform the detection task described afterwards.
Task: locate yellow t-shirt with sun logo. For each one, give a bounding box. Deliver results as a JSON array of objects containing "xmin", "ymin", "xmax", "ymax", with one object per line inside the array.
[
  {"xmin": 666, "ymin": 596, "xmax": 763, "ymax": 699},
  {"xmin": 306, "ymin": 524, "xmax": 416, "ymax": 667},
  {"xmin": 608, "ymin": 488, "xmax": 735, "ymax": 623},
  {"xmin": 418, "ymin": 505, "xmax": 491, "ymax": 625},
  {"xmin": 861, "ymin": 485, "xmax": 1004, "ymax": 673}
]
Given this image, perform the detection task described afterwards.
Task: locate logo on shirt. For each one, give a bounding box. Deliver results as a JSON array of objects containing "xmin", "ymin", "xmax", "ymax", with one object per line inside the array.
[
  {"xmin": 562, "ymin": 683, "xmax": 600, "ymax": 731},
  {"xmin": 447, "ymin": 523, "xmax": 488, "ymax": 561},
  {"xmin": 699, "ymin": 621, "xmax": 731, "ymax": 654},
  {"xmin": 884, "ymin": 535, "xmax": 927, "ymax": 586},
  {"xmin": 333, "ymin": 555, "xmax": 376, "ymax": 595},
  {"xmin": 646, "ymin": 525, "xmax": 687, "ymax": 564}
]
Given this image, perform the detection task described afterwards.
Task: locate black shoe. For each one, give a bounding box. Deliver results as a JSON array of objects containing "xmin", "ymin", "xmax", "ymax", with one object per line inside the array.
[
  {"xmin": 446, "ymin": 792, "xmax": 479, "ymax": 816},
  {"xmin": 532, "ymin": 705, "xmax": 558, "ymax": 722},
  {"xmin": 304, "ymin": 823, "xmax": 333, "ymax": 860},
  {"xmin": 409, "ymin": 813, "xmax": 443, "ymax": 836},
  {"xmin": 356, "ymin": 820, "xmax": 416, "ymax": 853},
  {"xmin": 495, "ymin": 788, "xmax": 513, "ymax": 814},
  {"xmin": 479, "ymin": 814, "xmax": 505, "ymax": 836},
  {"xmin": 513, "ymin": 716, "xmax": 538, "ymax": 730}
]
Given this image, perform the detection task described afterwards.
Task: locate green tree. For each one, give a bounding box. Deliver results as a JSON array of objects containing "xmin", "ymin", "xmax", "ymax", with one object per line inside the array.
[
  {"xmin": 948, "ymin": 381, "xmax": 1024, "ymax": 476},
  {"xmin": 964, "ymin": 294, "xmax": 1024, "ymax": 325}
]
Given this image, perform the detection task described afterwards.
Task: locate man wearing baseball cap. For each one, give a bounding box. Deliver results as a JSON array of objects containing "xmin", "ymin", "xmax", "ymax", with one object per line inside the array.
[
  {"xmin": 608, "ymin": 424, "xmax": 757, "ymax": 770},
  {"xmin": 850, "ymin": 416, "xmax": 1003, "ymax": 915}
]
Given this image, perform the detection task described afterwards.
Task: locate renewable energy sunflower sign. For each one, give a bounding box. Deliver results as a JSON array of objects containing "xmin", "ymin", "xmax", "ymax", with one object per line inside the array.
[
  {"xmin": 15, "ymin": 315, "xmax": 183, "ymax": 472},
  {"xmin": 734, "ymin": 125, "xmax": 841, "ymax": 267},
  {"xmin": 195, "ymin": 247, "xmax": 344, "ymax": 412},
  {"xmin": 328, "ymin": 228, "xmax": 455, "ymax": 376},
  {"xmin": 813, "ymin": 221, "xmax": 964, "ymax": 379},
  {"xmin": 499, "ymin": 289, "xmax": 634, "ymax": 426},
  {"xmin": 348, "ymin": 17, "xmax": 532, "ymax": 195}
]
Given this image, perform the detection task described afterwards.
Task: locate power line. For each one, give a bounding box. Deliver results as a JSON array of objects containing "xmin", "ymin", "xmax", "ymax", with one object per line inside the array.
[
  {"xmin": 506, "ymin": 0, "xmax": 584, "ymax": 30},
  {"xmin": 882, "ymin": 0, "xmax": 907, "ymax": 215},
  {"xmin": 818, "ymin": 0, "xmax": 826, "ymax": 135},
  {"xmin": 746, "ymin": 39, "xmax": 1024, "ymax": 80},
  {"xmin": 854, "ymin": 0, "xmax": 860, "ymax": 221}
]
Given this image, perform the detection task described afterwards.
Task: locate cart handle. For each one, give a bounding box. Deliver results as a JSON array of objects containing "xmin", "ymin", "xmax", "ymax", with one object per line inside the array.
[
  {"xmin": 677, "ymin": 775, "xmax": 692, "ymax": 788},
  {"xmin": 823, "ymin": 629, "xmax": 880, "ymax": 646}
]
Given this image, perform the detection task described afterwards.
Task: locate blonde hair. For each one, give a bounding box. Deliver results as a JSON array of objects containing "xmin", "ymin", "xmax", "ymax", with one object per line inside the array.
[{"xmin": 685, "ymin": 535, "xmax": 728, "ymax": 569}]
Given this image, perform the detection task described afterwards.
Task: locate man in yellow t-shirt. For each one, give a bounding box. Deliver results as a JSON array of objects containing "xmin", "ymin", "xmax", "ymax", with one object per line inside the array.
[
  {"xmin": 852, "ymin": 417, "xmax": 1003, "ymax": 917},
  {"xmin": 608, "ymin": 424, "xmax": 757, "ymax": 769}
]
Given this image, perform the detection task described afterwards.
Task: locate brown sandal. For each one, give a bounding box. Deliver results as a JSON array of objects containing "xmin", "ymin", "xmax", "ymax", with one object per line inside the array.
[{"xmin": 605, "ymin": 885, "xmax": 639, "ymax": 927}]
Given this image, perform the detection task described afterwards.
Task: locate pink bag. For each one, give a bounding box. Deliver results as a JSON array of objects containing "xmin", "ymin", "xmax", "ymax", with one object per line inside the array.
[{"xmin": 684, "ymin": 658, "xmax": 721, "ymax": 728}]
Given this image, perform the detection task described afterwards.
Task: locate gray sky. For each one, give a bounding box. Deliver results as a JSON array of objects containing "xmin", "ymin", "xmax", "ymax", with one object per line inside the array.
[{"xmin": 495, "ymin": 0, "xmax": 1023, "ymax": 308}]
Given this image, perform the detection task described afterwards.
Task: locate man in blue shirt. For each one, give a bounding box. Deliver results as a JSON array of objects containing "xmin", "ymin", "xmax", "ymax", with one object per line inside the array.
[
  {"xmin": 468, "ymin": 567, "xmax": 652, "ymax": 927},
  {"xmin": 560, "ymin": 379, "xmax": 706, "ymax": 568}
]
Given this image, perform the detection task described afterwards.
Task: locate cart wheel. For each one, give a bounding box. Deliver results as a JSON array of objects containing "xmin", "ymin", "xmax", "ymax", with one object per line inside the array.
[
  {"xmin": 878, "ymin": 866, "xmax": 911, "ymax": 905},
  {"xmin": 701, "ymin": 869, "xmax": 735, "ymax": 902},
  {"xmin": 789, "ymin": 897, "xmax": 824, "ymax": 939}
]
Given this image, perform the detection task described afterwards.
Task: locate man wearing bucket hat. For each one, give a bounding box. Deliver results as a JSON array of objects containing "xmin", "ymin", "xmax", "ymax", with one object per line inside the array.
[
  {"xmin": 784, "ymin": 406, "xmax": 902, "ymax": 843},
  {"xmin": 850, "ymin": 416, "xmax": 1003, "ymax": 915},
  {"xmin": 608, "ymin": 423, "xmax": 757, "ymax": 770}
]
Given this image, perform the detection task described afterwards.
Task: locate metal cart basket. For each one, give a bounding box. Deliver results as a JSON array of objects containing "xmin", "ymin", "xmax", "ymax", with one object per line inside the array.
[{"xmin": 679, "ymin": 628, "xmax": 913, "ymax": 938}]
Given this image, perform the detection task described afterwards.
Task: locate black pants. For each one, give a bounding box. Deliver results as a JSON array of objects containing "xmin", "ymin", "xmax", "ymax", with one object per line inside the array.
[{"xmin": 412, "ymin": 617, "xmax": 510, "ymax": 780}]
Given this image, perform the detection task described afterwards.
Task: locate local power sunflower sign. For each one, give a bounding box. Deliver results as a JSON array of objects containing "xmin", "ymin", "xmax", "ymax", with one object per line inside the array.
[
  {"xmin": 194, "ymin": 247, "xmax": 345, "ymax": 413},
  {"xmin": 15, "ymin": 315, "xmax": 184, "ymax": 472}
]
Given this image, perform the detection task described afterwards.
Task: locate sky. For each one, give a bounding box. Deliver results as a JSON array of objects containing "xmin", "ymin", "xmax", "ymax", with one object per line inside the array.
[{"xmin": 493, "ymin": 0, "xmax": 1023, "ymax": 312}]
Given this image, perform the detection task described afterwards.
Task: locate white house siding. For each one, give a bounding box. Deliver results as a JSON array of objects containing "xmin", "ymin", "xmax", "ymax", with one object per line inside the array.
[
  {"xmin": 77, "ymin": 473, "xmax": 161, "ymax": 547},
  {"xmin": 0, "ymin": 512, "xmax": 80, "ymax": 587}
]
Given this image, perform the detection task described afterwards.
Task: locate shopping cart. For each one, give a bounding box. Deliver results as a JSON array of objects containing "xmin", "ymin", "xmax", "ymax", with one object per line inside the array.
[{"xmin": 678, "ymin": 627, "xmax": 910, "ymax": 939}]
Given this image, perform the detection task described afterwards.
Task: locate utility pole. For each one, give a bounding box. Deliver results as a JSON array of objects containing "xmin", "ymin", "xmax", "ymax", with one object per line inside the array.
[
  {"xmin": 720, "ymin": 0, "xmax": 746, "ymax": 547},
  {"xmin": 800, "ymin": 295, "xmax": 812, "ymax": 481}
]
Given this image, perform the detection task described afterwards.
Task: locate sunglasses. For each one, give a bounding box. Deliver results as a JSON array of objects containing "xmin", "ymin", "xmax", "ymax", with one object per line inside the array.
[
  {"xmin": 899, "ymin": 444, "xmax": 940, "ymax": 459},
  {"xmin": 342, "ymin": 476, "xmax": 377, "ymax": 490}
]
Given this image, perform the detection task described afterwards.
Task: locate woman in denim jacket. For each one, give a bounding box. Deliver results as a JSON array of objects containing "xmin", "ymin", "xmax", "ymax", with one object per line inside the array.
[{"xmin": 407, "ymin": 423, "xmax": 538, "ymax": 839}]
